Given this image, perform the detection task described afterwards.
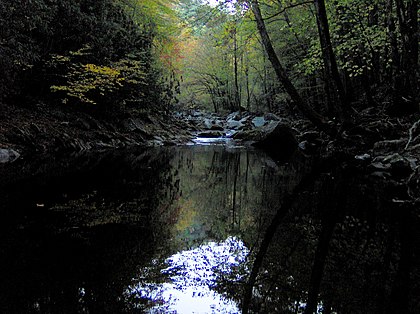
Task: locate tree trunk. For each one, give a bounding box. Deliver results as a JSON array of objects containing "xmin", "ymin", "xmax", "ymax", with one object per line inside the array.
[
  {"xmin": 245, "ymin": 62, "xmax": 251, "ymax": 111},
  {"xmin": 386, "ymin": 0, "xmax": 400, "ymax": 102},
  {"xmin": 303, "ymin": 220, "xmax": 336, "ymax": 314},
  {"xmin": 249, "ymin": 0, "xmax": 333, "ymax": 134},
  {"xmin": 233, "ymin": 23, "xmax": 241, "ymax": 111},
  {"xmin": 313, "ymin": 0, "xmax": 350, "ymax": 123},
  {"xmin": 395, "ymin": 0, "xmax": 418, "ymax": 109}
]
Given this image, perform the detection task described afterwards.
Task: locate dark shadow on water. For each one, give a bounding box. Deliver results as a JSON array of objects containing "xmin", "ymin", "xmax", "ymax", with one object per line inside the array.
[
  {"xmin": 0, "ymin": 146, "xmax": 419, "ymax": 313},
  {"xmin": 0, "ymin": 145, "xmax": 308, "ymax": 313}
]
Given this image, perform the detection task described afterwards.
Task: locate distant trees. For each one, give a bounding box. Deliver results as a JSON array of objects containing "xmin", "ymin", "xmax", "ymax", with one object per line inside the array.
[
  {"xmin": 1, "ymin": 0, "xmax": 417, "ymax": 116},
  {"xmin": 176, "ymin": 2, "xmax": 244, "ymax": 112},
  {"xmin": 174, "ymin": 0, "xmax": 418, "ymax": 119}
]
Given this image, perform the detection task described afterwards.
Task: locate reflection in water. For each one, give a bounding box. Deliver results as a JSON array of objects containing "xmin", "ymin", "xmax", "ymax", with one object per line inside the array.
[
  {"xmin": 126, "ymin": 237, "xmax": 248, "ymax": 313},
  {"xmin": 1, "ymin": 144, "xmax": 417, "ymax": 313},
  {"xmin": 191, "ymin": 137, "xmax": 236, "ymax": 146},
  {"xmin": 0, "ymin": 144, "xmax": 303, "ymax": 313}
]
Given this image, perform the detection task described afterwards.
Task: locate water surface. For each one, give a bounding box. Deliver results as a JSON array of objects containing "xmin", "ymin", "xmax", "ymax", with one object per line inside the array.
[
  {"xmin": 0, "ymin": 145, "xmax": 305, "ymax": 313},
  {"xmin": 1, "ymin": 144, "xmax": 419, "ymax": 313}
]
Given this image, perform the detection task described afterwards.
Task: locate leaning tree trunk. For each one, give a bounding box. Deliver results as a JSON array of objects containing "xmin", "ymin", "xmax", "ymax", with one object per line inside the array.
[
  {"xmin": 313, "ymin": 0, "xmax": 350, "ymax": 124},
  {"xmin": 249, "ymin": 0, "xmax": 333, "ymax": 134}
]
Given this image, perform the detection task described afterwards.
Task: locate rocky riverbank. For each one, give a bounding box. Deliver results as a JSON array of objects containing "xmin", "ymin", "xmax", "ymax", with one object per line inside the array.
[
  {"xmin": 0, "ymin": 102, "xmax": 194, "ymax": 161},
  {"xmin": 178, "ymin": 108, "xmax": 420, "ymax": 202},
  {"xmin": 1, "ymin": 102, "xmax": 419, "ymax": 201}
]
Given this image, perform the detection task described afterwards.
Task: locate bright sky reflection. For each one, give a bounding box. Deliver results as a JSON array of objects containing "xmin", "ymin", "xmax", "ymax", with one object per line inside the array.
[{"xmin": 126, "ymin": 237, "xmax": 249, "ymax": 313}]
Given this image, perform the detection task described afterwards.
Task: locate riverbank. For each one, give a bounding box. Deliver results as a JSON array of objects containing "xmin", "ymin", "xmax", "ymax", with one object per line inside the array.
[
  {"xmin": 1, "ymin": 101, "xmax": 419, "ymax": 201},
  {"xmin": 0, "ymin": 102, "xmax": 194, "ymax": 161}
]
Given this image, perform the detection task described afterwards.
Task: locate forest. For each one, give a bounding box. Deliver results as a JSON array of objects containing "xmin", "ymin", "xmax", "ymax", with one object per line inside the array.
[
  {"xmin": 0, "ymin": 0, "xmax": 419, "ymax": 313},
  {"xmin": 0, "ymin": 0, "xmax": 418, "ymax": 124}
]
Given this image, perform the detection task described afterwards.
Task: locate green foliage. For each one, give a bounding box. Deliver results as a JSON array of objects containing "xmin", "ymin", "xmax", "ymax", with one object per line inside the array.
[
  {"xmin": 1, "ymin": 0, "xmax": 417, "ymax": 114},
  {"xmin": 0, "ymin": 0, "xmax": 171, "ymax": 112},
  {"xmin": 330, "ymin": 0, "xmax": 389, "ymax": 78}
]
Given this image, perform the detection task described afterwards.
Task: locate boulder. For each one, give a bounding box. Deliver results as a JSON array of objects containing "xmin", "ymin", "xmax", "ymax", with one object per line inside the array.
[
  {"xmin": 373, "ymin": 139, "xmax": 406, "ymax": 156},
  {"xmin": 252, "ymin": 121, "xmax": 298, "ymax": 161},
  {"xmin": 408, "ymin": 166, "xmax": 420, "ymax": 199},
  {"xmin": 355, "ymin": 153, "xmax": 371, "ymax": 161},
  {"xmin": 264, "ymin": 113, "xmax": 281, "ymax": 121},
  {"xmin": 252, "ymin": 116, "xmax": 266, "ymax": 128},
  {"xmin": 300, "ymin": 131, "xmax": 320, "ymax": 142},
  {"xmin": 227, "ymin": 120, "xmax": 244, "ymax": 130},
  {"xmin": 203, "ymin": 118, "xmax": 224, "ymax": 130},
  {"xmin": 226, "ymin": 111, "xmax": 242, "ymax": 121},
  {"xmin": 226, "ymin": 112, "xmax": 251, "ymax": 130},
  {"xmin": 0, "ymin": 148, "xmax": 20, "ymax": 163},
  {"xmin": 371, "ymin": 153, "xmax": 416, "ymax": 178}
]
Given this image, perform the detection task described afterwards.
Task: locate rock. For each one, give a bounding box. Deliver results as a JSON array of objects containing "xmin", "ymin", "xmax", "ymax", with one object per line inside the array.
[
  {"xmin": 226, "ymin": 111, "xmax": 251, "ymax": 129},
  {"xmin": 232, "ymin": 130, "xmax": 256, "ymax": 140},
  {"xmin": 210, "ymin": 122, "xmax": 224, "ymax": 131},
  {"xmin": 408, "ymin": 166, "xmax": 420, "ymax": 199},
  {"xmin": 75, "ymin": 118, "xmax": 91, "ymax": 130},
  {"xmin": 300, "ymin": 131, "xmax": 320, "ymax": 142},
  {"xmin": 0, "ymin": 148, "xmax": 20, "ymax": 163},
  {"xmin": 373, "ymin": 139, "xmax": 406, "ymax": 156},
  {"xmin": 355, "ymin": 153, "xmax": 371, "ymax": 161},
  {"xmin": 239, "ymin": 115, "xmax": 250, "ymax": 125},
  {"xmin": 191, "ymin": 110, "xmax": 204, "ymax": 117},
  {"xmin": 372, "ymin": 153, "xmax": 415, "ymax": 177},
  {"xmin": 227, "ymin": 120, "xmax": 244, "ymax": 130},
  {"xmin": 203, "ymin": 118, "xmax": 224, "ymax": 130},
  {"xmin": 123, "ymin": 118, "xmax": 153, "ymax": 138},
  {"xmin": 298, "ymin": 140, "xmax": 318, "ymax": 153},
  {"xmin": 252, "ymin": 116, "xmax": 266, "ymax": 128},
  {"xmin": 386, "ymin": 154, "xmax": 415, "ymax": 177},
  {"xmin": 252, "ymin": 121, "xmax": 298, "ymax": 160},
  {"xmin": 370, "ymin": 162, "xmax": 391, "ymax": 171},
  {"xmin": 225, "ymin": 130, "xmax": 238, "ymax": 138},
  {"xmin": 226, "ymin": 111, "xmax": 242, "ymax": 121},
  {"xmin": 370, "ymin": 171, "xmax": 392, "ymax": 179},
  {"xmin": 264, "ymin": 113, "xmax": 281, "ymax": 121}
]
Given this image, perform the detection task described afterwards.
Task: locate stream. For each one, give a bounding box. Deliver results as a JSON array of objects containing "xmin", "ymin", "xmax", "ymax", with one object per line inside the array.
[{"xmin": 0, "ymin": 139, "xmax": 419, "ymax": 313}]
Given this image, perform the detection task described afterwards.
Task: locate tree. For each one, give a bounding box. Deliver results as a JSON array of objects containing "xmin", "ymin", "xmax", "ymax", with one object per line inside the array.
[
  {"xmin": 0, "ymin": 0, "xmax": 179, "ymax": 112},
  {"xmin": 394, "ymin": 0, "xmax": 418, "ymax": 111},
  {"xmin": 248, "ymin": 0, "xmax": 332, "ymax": 132},
  {"xmin": 313, "ymin": 0, "xmax": 349, "ymax": 123}
]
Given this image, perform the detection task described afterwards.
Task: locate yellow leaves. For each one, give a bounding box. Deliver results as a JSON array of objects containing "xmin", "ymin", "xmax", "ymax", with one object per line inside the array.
[
  {"xmin": 51, "ymin": 63, "xmax": 122, "ymax": 104},
  {"xmin": 69, "ymin": 45, "xmax": 92, "ymax": 57},
  {"xmin": 50, "ymin": 55, "xmax": 71, "ymax": 62},
  {"xmin": 84, "ymin": 63, "xmax": 120, "ymax": 77},
  {"xmin": 50, "ymin": 49, "xmax": 148, "ymax": 105}
]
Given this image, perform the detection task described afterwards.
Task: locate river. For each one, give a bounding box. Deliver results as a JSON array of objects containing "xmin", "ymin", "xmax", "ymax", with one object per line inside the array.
[{"xmin": 0, "ymin": 141, "xmax": 418, "ymax": 313}]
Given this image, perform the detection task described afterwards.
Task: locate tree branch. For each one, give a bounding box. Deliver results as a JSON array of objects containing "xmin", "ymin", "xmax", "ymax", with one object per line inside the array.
[{"xmin": 264, "ymin": 1, "xmax": 313, "ymax": 21}]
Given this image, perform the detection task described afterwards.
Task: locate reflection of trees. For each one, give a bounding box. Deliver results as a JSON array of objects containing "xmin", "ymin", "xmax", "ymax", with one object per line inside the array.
[
  {"xmin": 242, "ymin": 157, "xmax": 420, "ymax": 314},
  {"xmin": 0, "ymin": 147, "xmax": 179, "ymax": 313},
  {"xmin": 163, "ymin": 146, "xmax": 305, "ymax": 250}
]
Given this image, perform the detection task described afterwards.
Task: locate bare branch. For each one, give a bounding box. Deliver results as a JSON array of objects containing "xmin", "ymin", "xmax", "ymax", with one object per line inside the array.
[{"xmin": 264, "ymin": 1, "xmax": 313, "ymax": 21}]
